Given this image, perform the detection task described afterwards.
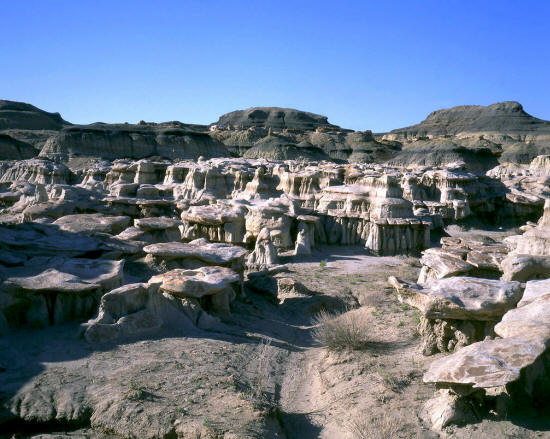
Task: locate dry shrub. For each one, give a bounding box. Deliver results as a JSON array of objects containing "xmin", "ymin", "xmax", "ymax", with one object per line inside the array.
[
  {"xmin": 312, "ymin": 310, "xmax": 370, "ymax": 351},
  {"xmin": 347, "ymin": 412, "xmax": 407, "ymax": 439}
]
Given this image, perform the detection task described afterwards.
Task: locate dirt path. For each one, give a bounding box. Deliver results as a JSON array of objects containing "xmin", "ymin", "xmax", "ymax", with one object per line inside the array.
[{"xmin": 267, "ymin": 247, "xmax": 424, "ymax": 438}]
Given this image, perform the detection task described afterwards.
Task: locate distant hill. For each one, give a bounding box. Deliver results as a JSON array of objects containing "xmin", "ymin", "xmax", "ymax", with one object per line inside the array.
[
  {"xmin": 2, "ymin": 99, "xmax": 550, "ymax": 167},
  {"xmin": 214, "ymin": 107, "xmax": 340, "ymax": 130},
  {"xmin": 384, "ymin": 102, "xmax": 550, "ymax": 164},
  {"xmin": 0, "ymin": 100, "xmax": 70, "ymax": 131}
]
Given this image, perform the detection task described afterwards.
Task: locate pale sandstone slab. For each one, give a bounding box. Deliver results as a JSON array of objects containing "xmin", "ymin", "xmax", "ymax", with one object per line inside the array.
[
  {"xmin": 424, "ymin": 333, "xmax": 549, "ymax": 389},
  {"xmin": 53, "ymin": 213, "xmax": 131, "ymax": 235},
  {"xmin": 149, "ymin": 266, "xmax": 239, "ymax": 298},
  {"xmin": 389, "ymin": 276, "xmax": 522, "ymax": 321},
  {"xmin": 143, "ymin": 241, "xmax": 247, "ymax": 265}
]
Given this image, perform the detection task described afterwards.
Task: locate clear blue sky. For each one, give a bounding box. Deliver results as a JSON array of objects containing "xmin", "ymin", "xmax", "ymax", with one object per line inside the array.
[{"xmin": 1, "ymin": 0, "xmax": 549, "ymax": 132}]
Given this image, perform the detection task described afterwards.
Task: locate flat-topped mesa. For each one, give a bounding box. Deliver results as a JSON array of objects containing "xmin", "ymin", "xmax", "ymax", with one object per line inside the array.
[
  {"xmin": 385, "ymin": 101, "xmax": 550, "ymax": 165},
  {"xmin": 39, "ymin": 123, "xmax": 230, "ymax": 162},
  {"xmin": 389, "ymin": 276, "xmax": 523, "ymax": 356},
  {"xmin": 214, "ymin": 107, "xmax": 340, "ymax": 131},
  {"xmin": 387, "ymin": 101, "xmax": 550, "ymax": 139}
]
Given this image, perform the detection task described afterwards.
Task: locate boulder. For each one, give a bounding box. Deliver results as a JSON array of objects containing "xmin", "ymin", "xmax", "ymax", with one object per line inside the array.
[{"xmin": 500, "ymin": 254, "xmax": 550, "ymax": 282}]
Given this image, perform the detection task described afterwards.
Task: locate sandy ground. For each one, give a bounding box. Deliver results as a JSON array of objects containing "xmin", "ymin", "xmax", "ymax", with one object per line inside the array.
[{"xmin": 1, "ymin": 245, "xmax": 550, "ymax": 438}]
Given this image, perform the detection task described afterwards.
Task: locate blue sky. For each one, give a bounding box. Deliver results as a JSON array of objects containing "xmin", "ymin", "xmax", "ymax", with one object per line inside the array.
[{"xmin": 1, "ymin": 0, "xmax": 548, "ymax": 132}]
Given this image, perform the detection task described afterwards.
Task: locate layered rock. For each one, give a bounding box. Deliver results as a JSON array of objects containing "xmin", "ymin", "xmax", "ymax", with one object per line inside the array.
[
  {"xmin": 246, "ymin": 227, "xmax": 279, "ymax": 269},
  {"xmin": 0, "ymin": 258, "xmax": 123, "ymax": 328},
  {"xmin": 143, "ymin": 239, "xmax": 247, "ymax": 279},
  {"xmin": 83, "ymin": 265, "xmax": 238, "ymax": 342},
  {"xmin": 423, "ymin": 276, "xmax": 550, "ymax": 430},
  {"xmin": 180, "ymin": 202, "xmax": 247, "ymax": 243},
  {"xmin": 385, "ymin": 101, "xmax": 550, "ymax": 165},
  {"xmin": 500, "ymin": 199, "xmax": 550, "ymax": 282},
  {"xmin": 418, "ymin": 236, "xmax": 508, "ymax": 283},
  {"xmin": 388, "ymin": 276, "xmax": 523, "ymax": 355},
  {"xmin": 40, "ymin": 123, "xmax": 230, "ymax": 162}
]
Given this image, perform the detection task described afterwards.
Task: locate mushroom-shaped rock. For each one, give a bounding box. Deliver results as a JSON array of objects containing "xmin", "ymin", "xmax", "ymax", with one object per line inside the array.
[
  {"xmin": 180, "ymin": 203, "xmax": 247, "ymax": 244},
  {"xmin": 423, "ymin": 333, "xmax": 550, "ymax": 391},
  {"xmin": 134, "ymin": 217, "xmax": 182, "ymax": 231},
  {"xmin": 143, "ymin": 241, "xmax": 247, "ymax": 275},
  {"xmin": 149, "ymin": 266, "xmax": 239, "ymax": 298},
  {"xmin": 83, "ymin": 283, "xmax": 162, "ymax": 343},
  {"xmin": 389, "ymin": 276, "xmax": 523, "ymax": 321},
  {"xmin": 1, "ymin": 258, "xmax": 123, "ymax": 327},
  {"xmin": 388, "ymin": 276, "xmax": 523, "ymax": 355},
  {"xmin": 149, "ymin": 266, "xmax": 238, "ymax": 316}
]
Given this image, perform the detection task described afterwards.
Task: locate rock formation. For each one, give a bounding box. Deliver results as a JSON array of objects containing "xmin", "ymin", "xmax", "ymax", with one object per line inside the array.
[{"xmin": 1, "ymin": 99, "xmax": 550, "ymax": 437}]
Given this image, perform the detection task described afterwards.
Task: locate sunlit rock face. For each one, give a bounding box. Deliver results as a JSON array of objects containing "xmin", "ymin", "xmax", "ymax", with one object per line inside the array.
[
  {"xmin": 0, "ymin": 154, "xmax": 544, "ymax": 257},
  {"xmin": 389, "ymin": 275, "xmax": 523, "ymax": 356}
]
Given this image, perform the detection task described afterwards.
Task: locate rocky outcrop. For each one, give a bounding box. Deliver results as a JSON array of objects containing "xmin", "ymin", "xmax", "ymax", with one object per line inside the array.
[
  {"xmin": 0, "ymin": 159, "xmax": 72, "ymax": 185},
  {"xmin": 83, "ymin": 265, "xmax": 238, "ymax": 342},
  {"xmin": 423, "ymin": 275, "xmax": 550, "ymax": 430},
  {"xmin": 385, "ymin": 101, "xmax": 550, "ymax": 165},
  {"xmin": 247, "ymin": 227, "xmax": 279, "ymax": 269},
  {"xmin": 40, "ymin": 124, "xmax": 231, "ymax": 162},
  {"xmin": 500, "ymin": 199, "xmax": 550, "ymax": 282},
  {"xmin": 418, "ymin": 236, "xmax": 508, "ymax": 283},
  {"xmin": 0, "ymin": 258, "xmax": 123, "ymax": 328},
  {"xmin": 0, "ymin": 134, "xmax": 38, "ymax": 160},
  {"xmin": 389, "ymin": 276, "xmax": 523, "ymax": 355},
  {"xmin": 0, "ymin": 100, "xmax": 71, "ymax": 160},
  {"xmin": 52, "ymin": 213, "xmax": 131, "ymax": 235},
  {"xmin": 143, "ymin": 239, "xmax": 247, "ymax": 276}
]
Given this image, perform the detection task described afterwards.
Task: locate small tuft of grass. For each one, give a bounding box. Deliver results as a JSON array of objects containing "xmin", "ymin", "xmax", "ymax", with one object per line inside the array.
[
  {"xmin": 312, "ymin": 310, "xmax": 371, "ymax": 351},
  {"xmin": 376, "ymin": 367, "xmax": 412, "ymax": 393},
  {"xmin": 125, "ymin": 381, "xmax": 147, "ymax": 401},
  {"xmin": 319, "ymin": 259, "xmax": 327, "ymax": 268},
  {"xmin": 347, "ymin": 412, "xmax": 407, "ymax": 439}
]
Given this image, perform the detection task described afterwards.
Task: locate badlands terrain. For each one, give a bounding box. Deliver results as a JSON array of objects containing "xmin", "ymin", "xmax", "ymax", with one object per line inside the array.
[{"xmin": 0, "ymin": 100, "xmax": 549, "ymax": 438}]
